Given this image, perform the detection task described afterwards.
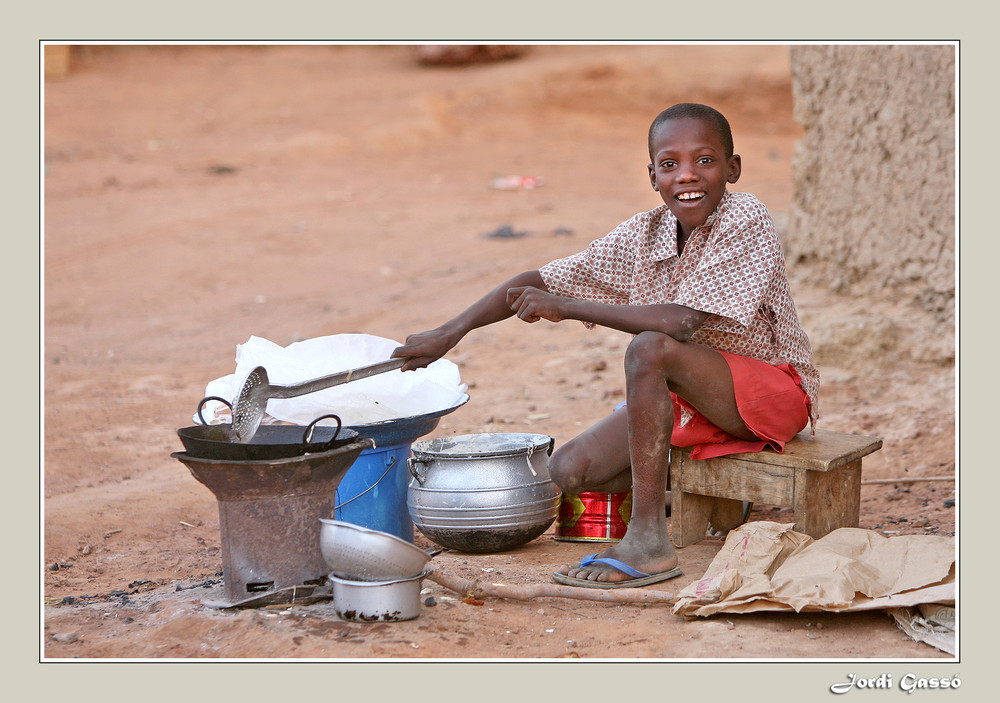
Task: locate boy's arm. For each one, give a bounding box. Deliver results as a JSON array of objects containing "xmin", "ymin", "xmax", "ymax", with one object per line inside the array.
[
  {"xmin": 392, "ymin": 270, "xmax": 547, "ymax": 370},
  {"xmin": 508, "ymin": 286, "xmax": 709, "ymax": 341}
]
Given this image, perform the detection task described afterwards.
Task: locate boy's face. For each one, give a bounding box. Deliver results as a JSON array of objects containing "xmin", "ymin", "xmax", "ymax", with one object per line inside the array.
[{"xmin": 648, "ymin": 117, "xmax": 741, "ymax": 237}]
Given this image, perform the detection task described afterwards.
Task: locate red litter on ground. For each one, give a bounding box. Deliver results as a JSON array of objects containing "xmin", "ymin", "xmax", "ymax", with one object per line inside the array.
[{"xmin": 490, "ymin": 175, "xmax": 545, "ymax": 190}]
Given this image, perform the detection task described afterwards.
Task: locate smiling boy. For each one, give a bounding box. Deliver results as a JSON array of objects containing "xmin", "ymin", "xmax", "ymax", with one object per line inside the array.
[{"xmin": 393, "ymin": 103, "xmax": 818, "ymax": 587}]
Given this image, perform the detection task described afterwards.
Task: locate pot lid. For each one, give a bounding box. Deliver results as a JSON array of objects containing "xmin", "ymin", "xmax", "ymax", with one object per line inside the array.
[{"xmin": 411, "ymin": 432, "xmax": 553, "ymax": 460}]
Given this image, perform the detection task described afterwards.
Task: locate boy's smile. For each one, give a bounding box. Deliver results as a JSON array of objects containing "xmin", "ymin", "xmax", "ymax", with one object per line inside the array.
[{"xmin": 648, "ymin": 117, "xmax": 741, "ymax": 240}]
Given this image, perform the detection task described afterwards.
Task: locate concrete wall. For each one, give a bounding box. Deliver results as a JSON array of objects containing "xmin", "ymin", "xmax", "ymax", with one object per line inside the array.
[{"xmin": 786, "ymin": 45, "xmax": 956, "ymax": 365}]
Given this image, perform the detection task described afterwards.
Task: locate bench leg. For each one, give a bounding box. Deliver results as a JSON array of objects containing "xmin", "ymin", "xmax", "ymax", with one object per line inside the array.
[
  {"xmin": 670, "ymin": 489, "xmax": 715, "ymax": 547},
  {"xmin": 792, "ymin": 460, "xmax": 862, "ymax": 539},
  {"xmin": 710, "ymin": 498, "xmax": 747, "ymax": 533},
  {"xmin": 669, "ymin": 449, "xmax": 752, "ymax": 546},
  {"xmin": 669, "ymin": 452, "xmax": 709, "ymax": 547}
]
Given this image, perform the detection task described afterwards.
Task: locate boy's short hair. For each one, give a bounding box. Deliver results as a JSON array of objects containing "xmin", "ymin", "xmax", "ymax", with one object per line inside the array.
[{"xmin": 648, "ymin": 103, "xmax": 734, "ymax": 161}]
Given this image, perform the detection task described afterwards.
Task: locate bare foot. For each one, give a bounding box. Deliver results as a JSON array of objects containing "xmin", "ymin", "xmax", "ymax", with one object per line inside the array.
[{"xmin": 557, "ymin": 537, "xmax": 678, "ymax": 585}]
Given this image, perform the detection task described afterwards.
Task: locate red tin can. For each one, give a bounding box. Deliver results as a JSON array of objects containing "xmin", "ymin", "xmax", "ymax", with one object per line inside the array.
[{"xmin": 554, "ymin": 491, "xmax": 632, "ymax": 542}]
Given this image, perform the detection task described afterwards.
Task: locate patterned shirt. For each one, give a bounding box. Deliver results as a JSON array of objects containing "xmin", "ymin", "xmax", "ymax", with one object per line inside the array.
[{"xmin": 539, "ymin": 191, "xmax": 819, "ymax": 425}]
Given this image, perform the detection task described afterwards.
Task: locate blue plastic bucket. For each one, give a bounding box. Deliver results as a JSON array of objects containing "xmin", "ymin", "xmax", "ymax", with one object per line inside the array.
[
  {"xmin": 333, "ymin": 397, "xmax": 470, "ymax": 544},
  {"xmin": 334, "ymin": 441, "xmax": 414, "ymax": 542}
]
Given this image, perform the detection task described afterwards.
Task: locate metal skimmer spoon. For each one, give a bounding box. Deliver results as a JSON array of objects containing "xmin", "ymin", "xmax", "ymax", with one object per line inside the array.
[{"xmin": 230, "ymin": 358, "xmax": 406, "ymax": 443}]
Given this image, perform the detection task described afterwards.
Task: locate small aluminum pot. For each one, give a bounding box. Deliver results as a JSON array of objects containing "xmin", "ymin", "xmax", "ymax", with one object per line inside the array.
[{"xmin": 328, "ymin": 570, "xmax": 429, "ymax": 622}]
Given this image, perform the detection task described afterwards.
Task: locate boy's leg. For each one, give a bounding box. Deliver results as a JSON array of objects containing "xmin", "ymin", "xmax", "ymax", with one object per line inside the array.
[
  {"xmin": 558, "ymin": 331, "xmax": 751, "ymax": 584},
  {"xmin": 547, "ymin": 408, "xmax": 632, "ymax": 494}
]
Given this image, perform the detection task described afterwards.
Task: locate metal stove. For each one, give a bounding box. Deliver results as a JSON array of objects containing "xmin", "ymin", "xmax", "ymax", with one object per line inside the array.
[{"xmin": 171, "ymin": 438, "xmax": 372, "ymax": 607}]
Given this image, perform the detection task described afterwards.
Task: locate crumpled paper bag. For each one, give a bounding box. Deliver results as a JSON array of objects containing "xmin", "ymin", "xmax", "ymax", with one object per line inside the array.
[
  {"xmin": 672, "ymin": 521, "xmax": 955, "ymax": 618},
  {"xmin": 887, "ymin": 603, "xmax": 956, "ymax": 655},
  {"xmin": 199, "ymin": 334, "xmax": 468, "ymax": 427}
]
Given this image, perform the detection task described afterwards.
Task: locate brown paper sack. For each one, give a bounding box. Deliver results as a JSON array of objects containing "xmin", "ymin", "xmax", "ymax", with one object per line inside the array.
[{"xmin": 672, "ymin": 521, "xmax": 955, "ymax": 618}]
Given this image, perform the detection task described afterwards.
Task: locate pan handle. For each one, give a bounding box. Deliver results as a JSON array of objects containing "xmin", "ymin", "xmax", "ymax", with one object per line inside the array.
[
  {"xmin": 303, "ymin": 414, "xmax": 342, "ymax": 452},
  {"xmin": 268, "ymin": 358, "xmax": 407, "ymax": 399},
  {"xmin": 197, "ymin": 396, "xmax": 233, "ymax": 426}
]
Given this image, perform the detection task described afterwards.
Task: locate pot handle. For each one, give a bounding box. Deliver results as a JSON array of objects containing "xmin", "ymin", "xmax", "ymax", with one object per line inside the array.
[
  {"xmin": 197, "ymin": 396, "xmax": 232, "ymax": 426},
  {"xmin": 523, "ymin": 436, "xmax": 555, "ymax": 477},
  {"xmin": 524, "ymin": 444, "xmax": 538, "ymax": 477},
  {"xmin": 407, "ymin": 456, "xmax": 431, "ymax": 485},
  {"xmin": 303, "ymin": 414, "xmax": 342, "ymax": 452}
]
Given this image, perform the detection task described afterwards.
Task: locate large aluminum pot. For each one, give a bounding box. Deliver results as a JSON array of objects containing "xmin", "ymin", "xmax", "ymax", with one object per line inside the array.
[{"xmin": 406, "ymin": 433, "xmax": 561, "ymax": 553}]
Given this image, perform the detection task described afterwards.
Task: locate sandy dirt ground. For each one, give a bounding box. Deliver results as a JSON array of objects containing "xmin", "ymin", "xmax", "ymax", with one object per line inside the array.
[{"xmin": 42, "ymin": 45, "xmax": 955, "ymax": 662}]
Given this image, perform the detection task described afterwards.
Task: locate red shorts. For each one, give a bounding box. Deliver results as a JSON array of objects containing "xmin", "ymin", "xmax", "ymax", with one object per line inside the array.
[{"xmin": 669, "ymin": 351, "xmax": 810, "ymax": 460}]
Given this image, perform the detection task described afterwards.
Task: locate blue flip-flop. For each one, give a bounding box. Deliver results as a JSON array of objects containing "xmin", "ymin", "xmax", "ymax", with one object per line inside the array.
[{"xmin": 552, "ymin": 553, "xmax": 683, "ymax": 589}]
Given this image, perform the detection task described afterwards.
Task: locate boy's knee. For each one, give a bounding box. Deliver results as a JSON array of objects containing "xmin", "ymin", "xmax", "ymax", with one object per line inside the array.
[
  {"xmin": 625, "ymin": 330, "xmax": 676, "ymax": 374},
  {"xmin": 547, "ymin": 446, "xmax": 589, "ymax": 494}
]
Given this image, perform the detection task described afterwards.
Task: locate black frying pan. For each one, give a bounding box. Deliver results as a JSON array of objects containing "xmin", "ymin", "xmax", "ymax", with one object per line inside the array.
[{"xmin": 177, "ymin": 397, "xmax": 357, "ymax": 461}]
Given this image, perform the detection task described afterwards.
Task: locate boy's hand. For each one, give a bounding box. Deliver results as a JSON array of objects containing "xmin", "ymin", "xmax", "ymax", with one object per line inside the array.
[
  {"xmin": 507, "ymin": 286, "xmax": 565, "ymax": 323},
  {"xmin": 391, "ymin": 328, "xmax": 456, "ymax": 371}
]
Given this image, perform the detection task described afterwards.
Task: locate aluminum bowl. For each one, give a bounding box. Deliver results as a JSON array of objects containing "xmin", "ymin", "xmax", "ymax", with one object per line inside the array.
[
  {"xmin": 319, "ymin": 518, "xmax": 431, "ymax": 581},
  {"xmin": 329, "ymin": 570, "xmax": 429, "ymax": 622}
]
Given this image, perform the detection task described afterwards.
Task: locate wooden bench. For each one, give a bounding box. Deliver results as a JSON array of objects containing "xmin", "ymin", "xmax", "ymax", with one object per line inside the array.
[{"xmin": 668, "ymin": 429, "xmax": 882, "ymax": 547}]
